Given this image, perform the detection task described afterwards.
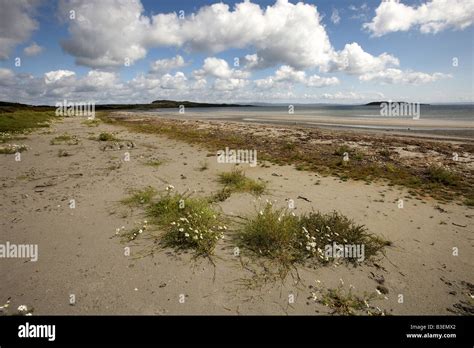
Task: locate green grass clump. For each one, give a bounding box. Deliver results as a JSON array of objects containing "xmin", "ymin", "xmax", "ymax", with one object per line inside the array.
[
  {"xmin": 334, "ymin": 145, "xmax": 351, "ymax": 156},
  {"xmin": 217, "ymin": 168, "xmax": 266, "ymax": 198},
  {"xmin": 0, "ymin": 132, "xmax": 28, "ymax": 144},
  {"xmin": 426, "ymin": 165, "xmax": 460, "ymax": 186},
  {"xmin": 238, "ymin": 204, "xmax": 301, "ymax": 266},
  {"xmin": 316, "ymin": 285, "xmax": 385, "ymax": 316},
  {"xmin": 464, "ymin": 198, "xmax": 474, "ymax": 207},
  {"xmin": 237, "ymin": 203, "xmax": 387, "ymax": 271},
  {"xmin": 0, "ymin": 144, "xmax": 28, "ymax": 154},
  {"xmin": 145, "ymin": 159, "xmax": 163, "ymax": 167},
  {"xmin": 212, "ymin": 187, "xmax": 233, "ymax": 202},
  {"xmin": 98, "ymin": 132, "xmax": 118, "ymax": 141},
  {"xmin": 121, "ymin": 186, "xmax": 157, "ymax": 207},
  {"xmin": 81, "ymin": 119, "xmax": 101, "ymax": 127},
  {"xmin": 147, "ymin": 191, "xmax": 226, "ymax": 256},
  {"xmin": 0, "ymin": 110, "xmax": 56, "ymax": 133},
  {"xmin": 50, "ymin": 134, "xmax": 79, "ymax": 145},
  {"xmin": 120, "ymin": 187, "xmax": 226, "ymax": 256}
]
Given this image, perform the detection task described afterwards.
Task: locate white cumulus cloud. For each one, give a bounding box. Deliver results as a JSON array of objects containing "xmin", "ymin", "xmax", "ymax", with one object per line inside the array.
[
  {"xmin": 44, "ymin": 70, "xmax": 76, "ymax": 84},
  {"xmin": 327, "ymin": 43, "xmax": 399, "ymax": 75},
  {"xmin": 150, "ymin": 55, "xmax": 186, "ymax": 74},
  {"xmin": 255, "ymin": 65, "xmax": 339, "ymax": 88},
  {"xmin": 364, "ymin": 0, "xmax": 474, "ymax": 37}
]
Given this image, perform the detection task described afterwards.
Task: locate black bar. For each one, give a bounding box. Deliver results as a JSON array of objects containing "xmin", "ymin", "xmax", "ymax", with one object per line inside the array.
[{"xmin": 0, "ymin": 315, "xmax": 472, "ymax": 346}]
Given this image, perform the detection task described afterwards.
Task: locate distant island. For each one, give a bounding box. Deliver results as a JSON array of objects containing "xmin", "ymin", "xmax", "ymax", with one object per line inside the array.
[{"xmin": 365, "ymin": 101, "xmax": 430, "ymax": 106}]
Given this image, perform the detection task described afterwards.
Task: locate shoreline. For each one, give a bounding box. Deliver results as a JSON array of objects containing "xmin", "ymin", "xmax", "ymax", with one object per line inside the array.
[{"xmin": 127, "ymin": 110, "xmax": 474, "ymax": 140}]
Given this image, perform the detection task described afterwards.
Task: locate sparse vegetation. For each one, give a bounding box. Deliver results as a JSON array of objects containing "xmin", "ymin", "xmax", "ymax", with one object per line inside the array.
[
  {"xmin": 0, "ymin": 110, "xmax": 56, "ymax": 133},
  {"xmin": 426, "ymin": 165, "xmax": 460, "ymax": 186},
  {"xmin": 120, "ymin": 186, "xmax": 226, "ymax": 256},
  {"xmin": 81, "ymin": 118, "xmax": 101, "ymax": 127},
  {"xmin": 102, "ymin": 113, "xmax": 474, "ymax": 204},
  {"xmin": 0, "ymin": 132, "xmax": 28, "ymax": 144},
  {"xmin": 237, "ymin": 203, "xmax": 387, "ymax": 272},
  {"xmin": 313, "ymin": 284, "xmax": 385, "ymax": 316},
  {"xmin": 121, "ymin": 186, "xmax": 157, "ymax": 207},
  {"xmin": 217, "ymin": 168, "xmax": 266, "ymax": 197},
  {"xmin": 464, "ymin": 198, "xmax": 474, "ymax": 207},
  {"xmin": 97, "ymin": 132, "xmax": 119, "ymax": 141},
  {"xmin": 0, "ymin": 144, "xmax": 27, "ymax": 154},
  {"xmin": 334, "ymin": 145, "xmax": 351, "ymax": 156},
  {"xmin": 149, "ymin": 191, "xmax": 225, "ymax": 256},
  {"xmin": 145, "ymin": 159, "xmax": 163, "ymax": 167},
  {"xmin": 50, "ymin": 134, "xmax": 79, "ymax": 145}
]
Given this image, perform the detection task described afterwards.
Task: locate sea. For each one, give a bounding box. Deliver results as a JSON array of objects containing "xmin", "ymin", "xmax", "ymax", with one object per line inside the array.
[{"xmin": 133, "ymin": 104, "xmax": 474, "ymax": 137}]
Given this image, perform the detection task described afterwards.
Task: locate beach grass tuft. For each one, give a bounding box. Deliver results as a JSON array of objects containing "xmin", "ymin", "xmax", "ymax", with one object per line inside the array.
[
  {"xmin": 426, "ymin": 165, "xmax": 460, "ymax": 186},
  {"xmin": 81, "ymin": 118, "xmax": 101, "ymax": 127},
  {"xmin": 146, "ymin": 191, "xmax": 226, "ymax": 256},
  {"xmin": 97, "ymin": 132, "xmax": 119, "ymax": 141},
  {"xmin": 121, "ymin": 186, "xmax": 157, "ymax": 207},
  {"xmin": 144, "ymin": 159, "xmax": 163, "ymax": 167},
  {"xmin": 237, "ymin": 203, "xmax": 387, "ymax": 271},
  {"xmin": 217, "ymin": 168, "xmax": 266, "ymax": 197},
  {"xmin": 121, "ymin": 187, "xmax": 226, "ymax": 256},
  {"xmin": 0, "ymin": 144, "xmax": 28, "ymax": 154},
  {"xmin": 315, "ymin": 284, "xmax": 385, "ymax": 316},
  {"xmin": 50, "ymin": 133, "xmax": 79, "ymax": 145}
]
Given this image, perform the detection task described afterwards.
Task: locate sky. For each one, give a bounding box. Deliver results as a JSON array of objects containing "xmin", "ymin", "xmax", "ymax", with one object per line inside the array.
[{"xmin": 0, "ymin": 0, "xmax": 473, "ymax": 105}]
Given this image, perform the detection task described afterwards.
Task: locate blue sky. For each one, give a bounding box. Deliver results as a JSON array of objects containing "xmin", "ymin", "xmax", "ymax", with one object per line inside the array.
[{"xmin": 0, "ymin": 0, "xmax": 473, "ymax": 104}]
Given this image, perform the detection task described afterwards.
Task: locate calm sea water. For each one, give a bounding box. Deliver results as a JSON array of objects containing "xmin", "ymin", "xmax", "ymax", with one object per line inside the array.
[{"xmin": 140, "ymin": 104, "xmax": 474, "ymax": 121}]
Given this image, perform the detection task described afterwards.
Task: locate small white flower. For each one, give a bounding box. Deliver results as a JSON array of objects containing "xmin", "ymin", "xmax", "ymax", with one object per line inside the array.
[
  {"xmin": 179, "ymin": 228, "xmax": 184, "ymax": 232},
  {"xmin": 138, "ymin": 229, "xmax": 143, "ymax": 234},
  {"xmin": 17, "ymin": 305, "xmax": 28, "ymax": 313},
  {"xmin": 184, "ymin": 233, "xmax": 189, "ymax": 237}
]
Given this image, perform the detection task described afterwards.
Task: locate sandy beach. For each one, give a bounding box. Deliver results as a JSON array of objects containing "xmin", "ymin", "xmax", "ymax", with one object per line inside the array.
[{"xmin": 1, "ymin": 112, "xmax": 472, "ymax": 315}]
